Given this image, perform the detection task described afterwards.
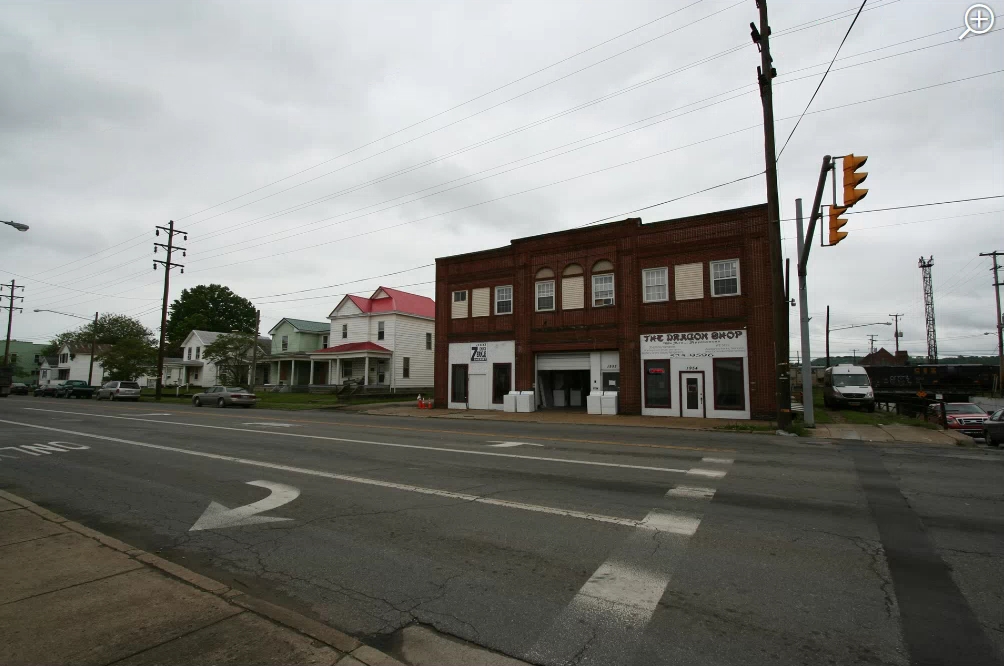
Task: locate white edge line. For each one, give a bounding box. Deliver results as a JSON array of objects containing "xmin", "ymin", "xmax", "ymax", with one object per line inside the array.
[
  {"xmin": 20, "ymin": 408, "xmax": 690, "ymax": 475},
  {"xmin": 0, "ymin": 418, "xmax": 666, "ymax": 531}
]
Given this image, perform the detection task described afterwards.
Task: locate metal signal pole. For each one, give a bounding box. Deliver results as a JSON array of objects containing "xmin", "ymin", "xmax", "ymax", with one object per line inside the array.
[
  {"xmin": 752, "ymin": 0, "xmax": 791, "ymax": 429},
  {"xmin": 249, "ymin": 309, "xmax": 260, "ymax": 389},
  {"xmin": 153, "ymin": 221, "xmax": 187, "ymax": 401}
]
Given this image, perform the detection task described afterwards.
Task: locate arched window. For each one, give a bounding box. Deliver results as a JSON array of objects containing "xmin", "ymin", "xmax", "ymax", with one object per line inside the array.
[
  {"xmin": 535, "ymin": 268, "xmax": 555, "ymax": 311},
  {"xmin": 591, "ymin": 260, "xmax": 615, "ymax": 306},
  {"xmin": 562, "ymin": 264, "xmax": 584, "ymax": 310}
]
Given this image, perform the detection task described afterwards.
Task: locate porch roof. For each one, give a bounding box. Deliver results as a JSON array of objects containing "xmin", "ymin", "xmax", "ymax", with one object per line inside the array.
[{"xmin": 310, "ymin": 341, "xmax": 391, "ymax": 356}]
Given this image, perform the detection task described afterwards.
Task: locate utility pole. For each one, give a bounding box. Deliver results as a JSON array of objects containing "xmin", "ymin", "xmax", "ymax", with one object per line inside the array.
[
  {"xmin": 919, "ymin": 256, "xmax": 937, "ymax": 363},
  {"xmin": 852, "ymin": 349, "xmax": 857, "ymax": 364},
  {"xmin": 249, "ymin": 309, "xmax": 261, "ymax": 389},
  {"xmin": 153, "ymin": 221, "xmax": 187, "ymax": 401},
  {"xmin": 825, "ymin": 305, "xmax": 830, "ymax": 368},
  {"xmin": 2, "ymin": 280, "xmax": 24, "ymax": 364},
  {"xmin": 88, "ymin": 311, "xmax": 98, "ymax": 386},
  {"xmin": 889, "ymin": 314, "xmax": 904, "ymax": 354},
  {"xmin": 980, "ymin": 251, "xmax": 1003, "ymax": 396},
  {"xmin": 752, "ymin": 0, "xmax": 790, "ymax": 429}
]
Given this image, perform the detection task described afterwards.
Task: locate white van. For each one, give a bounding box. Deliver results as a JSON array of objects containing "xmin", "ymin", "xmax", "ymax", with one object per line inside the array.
[{"xmin": 823, "ymin": 365, "xmax": 875, "ymax": 412}]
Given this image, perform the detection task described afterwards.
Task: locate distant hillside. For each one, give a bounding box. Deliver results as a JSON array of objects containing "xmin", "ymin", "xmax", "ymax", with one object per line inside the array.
[{"xmin": 809, "ymin": 355, "xmax": 998, "ymax": 367}]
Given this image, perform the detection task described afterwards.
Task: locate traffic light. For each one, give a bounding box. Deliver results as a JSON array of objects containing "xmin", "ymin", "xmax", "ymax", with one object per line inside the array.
[
  {"xmin": 843, "ymin": 154, "xmax": 868, "ymax": 207},
  {"xmin": 829, "ymin": 205, "xmax": 848, "ymax": 245}
]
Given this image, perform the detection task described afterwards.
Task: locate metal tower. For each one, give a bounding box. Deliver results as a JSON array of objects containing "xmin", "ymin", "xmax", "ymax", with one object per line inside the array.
[{"xmin": 919, "ymin": 256, "xmax": 937, "ymax": 363}]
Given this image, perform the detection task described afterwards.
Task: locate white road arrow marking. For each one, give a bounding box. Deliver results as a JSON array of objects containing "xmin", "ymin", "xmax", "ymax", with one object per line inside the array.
[
  {"xmin": 487, "ymin": 441, "xmax": 544, "ymax": 448},
  {"xmin": 190, "ymin": 480, "xmax": 299, "ymax": 531}
]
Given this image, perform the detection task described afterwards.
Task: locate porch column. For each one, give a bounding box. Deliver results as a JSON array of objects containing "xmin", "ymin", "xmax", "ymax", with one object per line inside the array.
[
  {"xmin": 363, "ymin": 354, "xmax": 369, "ymax": 386},
  {"xmin": 335, "ymin": 358, "xmax": 341, "ymax": 384},
  {"xmin": 289, "ymin": 359, "xmax": 295, "ymax": 385},
  {"xmin": 309, "ymin": 359, "xmax": 315, "ymax": 386}
]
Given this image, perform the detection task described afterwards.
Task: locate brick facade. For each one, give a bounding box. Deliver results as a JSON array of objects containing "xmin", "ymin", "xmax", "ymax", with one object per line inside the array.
[{"xmin": 434, "ymin": 203, "xmax": 777, "ymax": 419}]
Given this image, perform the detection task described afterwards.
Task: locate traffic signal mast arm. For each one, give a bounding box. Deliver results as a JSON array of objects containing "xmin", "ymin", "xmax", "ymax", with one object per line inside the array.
[{"xmin": 798, "ymin": 155, "xmax": 833, "ymax": 275}]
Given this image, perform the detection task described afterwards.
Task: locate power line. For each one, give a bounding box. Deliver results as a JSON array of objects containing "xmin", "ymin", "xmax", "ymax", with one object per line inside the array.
[{"xmin": 777, "ymin": 0, "xmax": 869, "ymax": 159}]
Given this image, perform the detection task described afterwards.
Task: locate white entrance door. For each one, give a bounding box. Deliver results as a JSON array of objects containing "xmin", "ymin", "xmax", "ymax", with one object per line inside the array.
[
  {"xmin": 468, "ymin": 373, "xmax": 489, "ymax": 410},
  {"xmin": 681, "ymin": 373, "xmax": 704, "ymax": 418}
]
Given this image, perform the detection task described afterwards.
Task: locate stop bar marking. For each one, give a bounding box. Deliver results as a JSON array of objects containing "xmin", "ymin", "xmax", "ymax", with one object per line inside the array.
[
  {"xmin": 20, "ymin": 408, "xmax": 723, "ymax": 477},
  {"xmin": 0, "ymin": 418, "xmax": 697, "ymax": 531}
]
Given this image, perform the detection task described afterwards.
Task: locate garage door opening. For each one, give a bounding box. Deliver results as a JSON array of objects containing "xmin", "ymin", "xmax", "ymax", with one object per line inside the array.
[{"xmin": 537, "ymin": 369, "xmax": 590, "ymax": 409}]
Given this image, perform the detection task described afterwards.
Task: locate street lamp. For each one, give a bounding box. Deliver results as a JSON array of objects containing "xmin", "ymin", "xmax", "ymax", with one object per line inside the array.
[
  {"xmin": 34, "ymin": 309, "xmax": 100, "ymax": 385},
  {"xmin": 2, "ymin": 220, "xmax": 29, "ymax": 232}
]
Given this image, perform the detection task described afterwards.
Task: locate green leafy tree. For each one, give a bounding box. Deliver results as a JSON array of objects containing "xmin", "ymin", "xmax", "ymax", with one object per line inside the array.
[
  {"xmin": 203, "ymin": 332, "xmax": 266, "ymax": 386},
  {"xmin": 42, "ymin": 314, "xmax": 152, "ymax": 356},
  {"xmin": 95, "ymin": 338, "xmax": 158, "ymax": 381},
  {"xmin": 166, "ymin": 284, "xmax": 256, "ymax": 352}
]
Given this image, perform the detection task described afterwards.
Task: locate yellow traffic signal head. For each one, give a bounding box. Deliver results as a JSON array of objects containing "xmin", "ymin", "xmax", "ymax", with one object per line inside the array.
[
  {"xmin": 843, "ymin": 153, "xmax": 868, "ymax": 207},
  {"xmin": 829, "ymin": 205, "xmax": 848, "ymax": 245}
]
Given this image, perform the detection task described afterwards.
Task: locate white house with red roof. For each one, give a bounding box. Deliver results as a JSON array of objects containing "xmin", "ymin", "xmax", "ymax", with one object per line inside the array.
[{"xmin": 305, "ymin": 286, "xmax": 435, "ymax": 391}]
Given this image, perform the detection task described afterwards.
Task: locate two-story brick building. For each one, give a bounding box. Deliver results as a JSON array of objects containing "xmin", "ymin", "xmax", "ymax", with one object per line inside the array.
[{"xmin": 434, "ymin": 203, "xmax": 776, "ymax": 420}]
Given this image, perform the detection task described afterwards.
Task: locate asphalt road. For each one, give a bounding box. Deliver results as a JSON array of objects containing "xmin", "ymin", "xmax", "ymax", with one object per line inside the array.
[{"xmin": 1, "ymin": 395, "xmax": 1001, "ymax": 666}]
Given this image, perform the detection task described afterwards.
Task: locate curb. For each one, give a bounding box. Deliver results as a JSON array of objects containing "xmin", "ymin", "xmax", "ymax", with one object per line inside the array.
[{"xmin": 0, "ymin": 489, "xmax": 406, "ymax": 666}]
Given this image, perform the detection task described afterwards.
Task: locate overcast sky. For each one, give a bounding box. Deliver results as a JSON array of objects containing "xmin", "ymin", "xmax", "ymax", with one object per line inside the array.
[{"xmin": 2, "ymin": 0, "xmax": 1002, "ymax": 360}]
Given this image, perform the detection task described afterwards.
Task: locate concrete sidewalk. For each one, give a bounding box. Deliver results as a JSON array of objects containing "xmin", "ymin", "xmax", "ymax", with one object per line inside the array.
[
  {"xmin": 354, "ymin": 403, "xmax": 971, "ymax": 445},
  {"xmin": 0, "ymin": 489, "xmax": 402, "ymax": 666}
]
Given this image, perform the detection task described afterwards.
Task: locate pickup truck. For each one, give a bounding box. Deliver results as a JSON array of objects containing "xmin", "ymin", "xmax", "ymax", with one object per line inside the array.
[{"xmin": 55, "ymin": 380, "xmax": 96, "ymax": 399}]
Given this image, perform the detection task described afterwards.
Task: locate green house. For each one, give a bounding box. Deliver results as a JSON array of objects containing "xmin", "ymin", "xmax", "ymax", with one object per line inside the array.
[
  {"xmin": 4, "ymin": 340, "xmax": 47, "ymax": 385},
  {"xmin": 267, "ymin": 318, "xmax": 330, "ymax": 386}
]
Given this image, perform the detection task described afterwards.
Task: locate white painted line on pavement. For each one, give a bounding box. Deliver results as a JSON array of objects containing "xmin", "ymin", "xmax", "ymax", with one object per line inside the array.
[
  {"xmin": 686, "ymin": 468, "xmax": 726, "ymax": 478},
  {"xmin": 20, "ymin": 408, "xmax": 696, "ymax": 475},
  {"xmin": 486, "ymin": 441, "xmax": 544, "ymax": 448},
  {"xmin": 638, "ymin": 510, "xmax": 700, "ymax": 535},
  {"xmin": 665, "ymin": 485, "xmax": 716, "ymax": 500},
  {"xmin": 0, "ymin": 418, "xmax": 675, "ymax": 531},
  {"xmin": 701, "ymin": 456, "xmax": 734, "ymax": 465},
  {"xmin": 574, "ymin": 559, "xmax": 671, "ymax": 617},
  {"xmin": 241, "ymin": 422, "xmax": 299, "ymax": 428},
  {"xmin": 137, "ymin": 413, "xmax": 173, "ymax": 417}
]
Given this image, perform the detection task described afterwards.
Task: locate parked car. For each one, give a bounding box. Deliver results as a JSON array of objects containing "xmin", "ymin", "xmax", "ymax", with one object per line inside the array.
[
  {"xmin": 9, "ymin": 382, "xmax": 30, "ymax": 395},
  {"xmin": 55, "ymin": 380, "xmax": 96, "ymax": 399},
  {"xmin": 928, "ymin": 402, "xmax": 989, "ymax": 438},
  {"xmin": 95, "ymin": 380, "xmax": 142, "ymax": 401},
  {"xmin": 34, "ymin": 384, "xmax": 60, "ymax": 397},
  {"xmin": 822, "ymin": 364, "xmax": 875, "ymax": 411},
  {"xmin": 192, "ymin": 386, "xmax": 257, "ymax": 408},
  {"xmin": 984, "ymin": 408, "xmax": 1004, "ymax": 447}
]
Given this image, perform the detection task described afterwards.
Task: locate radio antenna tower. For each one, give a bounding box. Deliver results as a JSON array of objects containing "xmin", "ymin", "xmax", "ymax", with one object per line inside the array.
[{"xmin": 919, "ymin": 256, "xmax": 937, "ymax": 363}]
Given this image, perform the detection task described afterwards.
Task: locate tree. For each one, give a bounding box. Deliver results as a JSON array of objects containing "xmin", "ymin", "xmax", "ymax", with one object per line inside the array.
[
  {"xmin": 95, "ymin": 337, "xmax": 158, "ymax": 381},
  {"xmin": 203, "ymin": 332, "xmax": 266, "ymax": 386},
  {"xmin": 42, "ymin": 314, "xmax": 152, "ymax": 356},
  {"xmin": 166, "ymin": 284, "xmax": 256, "ymax": 352}
]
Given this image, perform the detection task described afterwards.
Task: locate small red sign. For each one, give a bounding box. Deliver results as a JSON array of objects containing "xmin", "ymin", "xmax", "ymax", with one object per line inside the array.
[{"xmin": 648, "ymin": 368, "xmax": 665, "ymax": 374}]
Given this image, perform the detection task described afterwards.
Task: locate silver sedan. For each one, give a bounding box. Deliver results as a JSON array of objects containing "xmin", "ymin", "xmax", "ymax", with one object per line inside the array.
[{"xmin": 192, "ymin": 386, "xmax": 257, "ymax": 408}]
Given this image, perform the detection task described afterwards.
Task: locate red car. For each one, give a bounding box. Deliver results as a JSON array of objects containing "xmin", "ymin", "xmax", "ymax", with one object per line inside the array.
[{"xmin": 929, "ymin": 403, "xmax": 990, "ymax": 438}]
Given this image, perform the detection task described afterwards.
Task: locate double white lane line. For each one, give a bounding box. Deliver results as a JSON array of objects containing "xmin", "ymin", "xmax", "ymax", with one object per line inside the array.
[{"xmin": 527, "ymin": 456, "xmax": 734, "ymax": 665}]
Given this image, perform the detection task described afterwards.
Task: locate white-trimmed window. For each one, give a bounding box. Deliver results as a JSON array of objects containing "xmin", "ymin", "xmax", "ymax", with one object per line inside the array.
[
  {"xmin": 642, "ymin": 268, "xmax": 668, "ymax": 302},
  {"xmin": 451, "ymin": 290, "xmax": 468, "ymax": 319},
  {"xmin": 377, "ymin": 321, "xmax": 385, "ymax": 340},
  {"xmin": 592, "ymin": 274, "xmax": 614, "ymax": 306},
  {"xmin": 536, "ymin": 280, "xmax": 555, "ymax": 311},
  {"xmin": 342, "ymin": 324, "xmax": 348, "ymax": 339},
  {"xmin": 280, "ymin": 336, "xmax": 288, "ymax": 351},
  {"xmin": 711, "ymin": 259, "xmax": 740, "ymax": 296},
  {"xmin": 495, "ymin": 285, "xmax": 513, "ymax": 315}
]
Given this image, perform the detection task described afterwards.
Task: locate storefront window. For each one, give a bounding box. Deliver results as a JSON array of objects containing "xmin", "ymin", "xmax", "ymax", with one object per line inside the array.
[
  {"xmin": 492, "ymin": 363, "xmax": 511, "ymax": 404},
  {"xmin": 451, "ymin": 364, "xmax": 468, "ymax": 403},
  {"xmin": 644, "ymin": 360, "xmax": 671, "ymax": 408},
  {"xmin": 713, "ymin": 358, "xmax": 745, "ymax": 410}
]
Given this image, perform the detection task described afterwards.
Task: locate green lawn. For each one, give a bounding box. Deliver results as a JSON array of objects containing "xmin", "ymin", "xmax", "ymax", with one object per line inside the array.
[
  {"xmin": 808, "ymin": 389, "xmax": 939, "ymax": 429},
  {"xmin": 137, "ymin": 389, "xmax": 416, "ymax": 411}
]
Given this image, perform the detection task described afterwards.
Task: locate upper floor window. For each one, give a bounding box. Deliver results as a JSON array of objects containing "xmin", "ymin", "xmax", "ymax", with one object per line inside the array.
[
  {"xmin": 10, "ymin": 353, "xmax": 17, "ymax": 363},
  {"xmin": 426, "ymin": 332, "xmax": 432, "ymax": 350},
  {"xmin": 452, "ymin": 290, "xmax": 468, "ymax": 319},
  {"xmin": 675, "ymin": 263, "xmax": 703, "ymax": 300},
  {"xmin": 321, "ymin": 335, "xmax": 328, "ymax": 348},
  {"xmin": 186, "ymin": 348, "xmax": 191, "ymax": 360},
  {"xmin": 33, "ymin": 354, "xmax": 41, "ymax": 364},
  {"xmin": 472, "ymin": 287, "xmax": 490, "ymax": 317},
  {"xmin": 342, "ymin": 324, "xmax": 348, "ymax": 339},
  {"xmin": 562, "ymin": 264, "xmax": 584, "ymax": 310},
  {"xmin": 643, "ymin": 268, "xmax": 668, "ymax": 302},
  {"xmin": 195, "ymin": 346, "xmax": 201, "ymax": 360},
  {"xmin": 711, "ymin": 259, "xmax": 740, "ymax": 296},
  {"xmin": 535, "ymin": 268, "xmax": 555, "ymax": 312},
  {"xmin": 495, "ymin": 285, "xmax": 513, "ymax": 315},
  {"xmin": 378, "ymin": 321, "xmax": 385, "ymax": 340},
  {"xmin": 281, "ymin": 335, "xmax": 288, "ymax": 351},
  {"xmin": 592, "ymin": 260, "xmax": 615, "ymax": 307}
]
